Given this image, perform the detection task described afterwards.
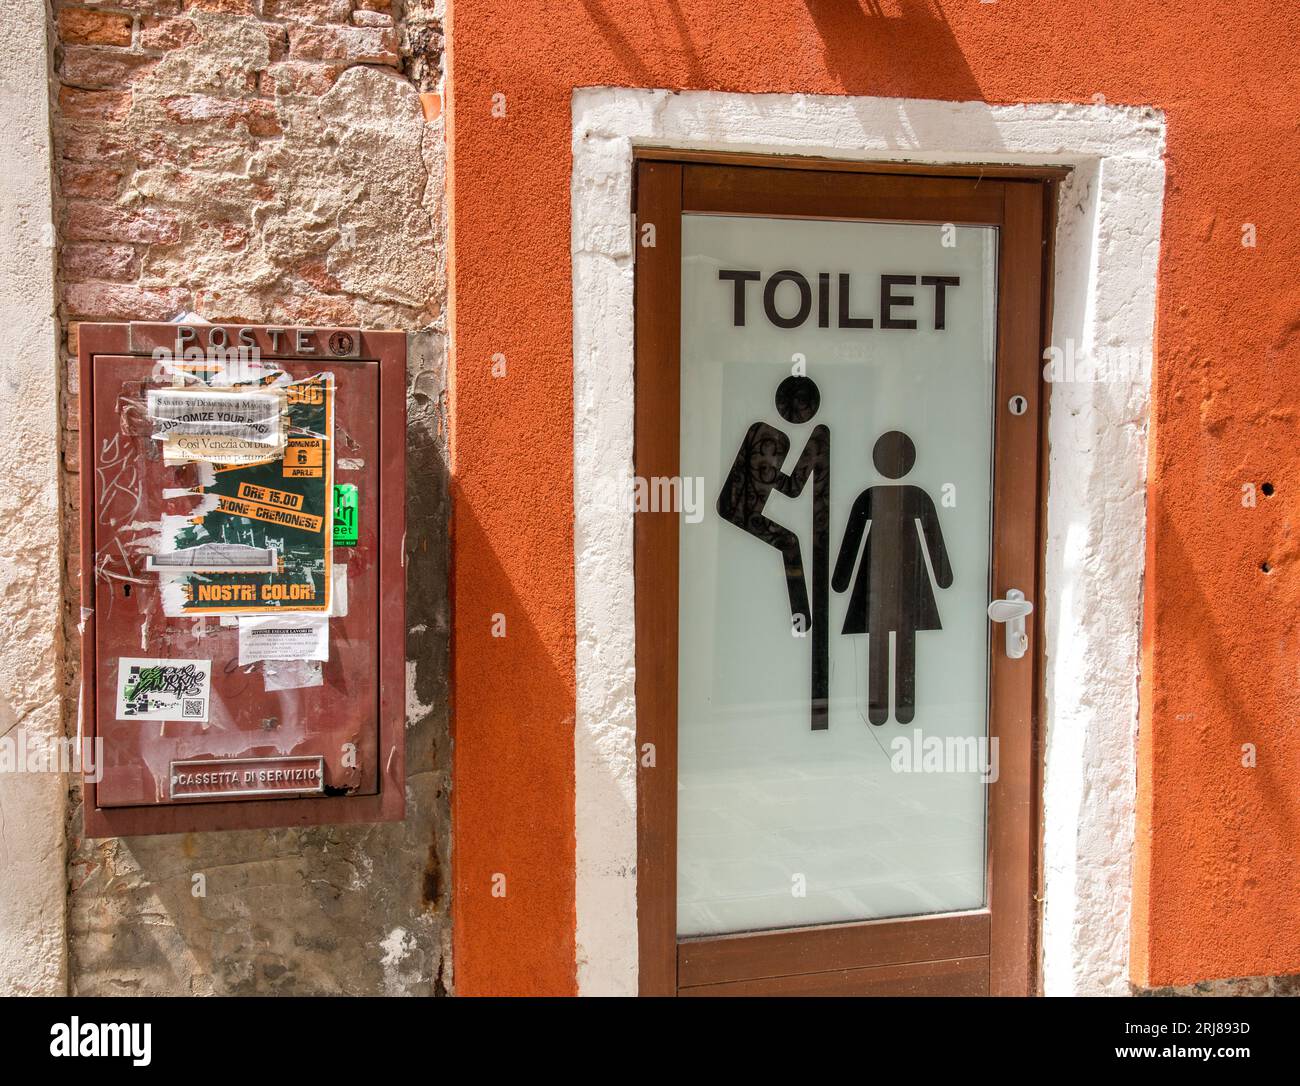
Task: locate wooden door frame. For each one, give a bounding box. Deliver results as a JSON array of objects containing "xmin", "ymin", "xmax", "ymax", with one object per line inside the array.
[{"xmin": 633, "ymin": 154, "xmax": 1059, "ymax": 996}]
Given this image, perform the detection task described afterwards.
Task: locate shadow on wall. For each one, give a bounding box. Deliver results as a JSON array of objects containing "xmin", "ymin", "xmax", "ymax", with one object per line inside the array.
[
  {"xmin": 447, "ymin": 483, "xmax": 580, "ymax": 995},
  {"xmin": 804, "ymin": 0, "xmax": 985, "ymax": 101},
  {"xmin": 578, "ymin": 0, "xmax": 985, "ymax": 99},
  {"xmin": 66, "ymin": 333, "xmax": 453, "ymax": 997},
  {"xmin": 579, "ymin": 0, "xmax": 997, "ymax": 150}
]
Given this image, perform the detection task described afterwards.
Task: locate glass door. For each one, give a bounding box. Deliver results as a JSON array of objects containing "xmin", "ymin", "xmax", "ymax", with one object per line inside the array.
[
  {"xmin": 677, "ymin": 215, "xmax": 997, "ymax": 938},
  {"xmin": 634, "ymin": 159, "xmax": 1053, "ymax": 996}
]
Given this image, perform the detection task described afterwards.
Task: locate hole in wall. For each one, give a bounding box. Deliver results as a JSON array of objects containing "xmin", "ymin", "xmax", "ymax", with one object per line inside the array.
[
  {"xmin": 1260, "ymin": 561, "xmax": 1272, "ymax": 573},
  {"xmin": 1261, "ymin": 482, "xmax": 1274, "ymax": 496}
]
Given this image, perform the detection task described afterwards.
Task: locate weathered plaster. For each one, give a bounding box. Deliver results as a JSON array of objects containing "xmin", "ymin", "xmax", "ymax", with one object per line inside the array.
[
  {"xmin": 570, "ymin": 88, "xmax": 1164, "ymax": 996},
  {"xmin": 0, "ymin": 0, "xmax": 66, "ymax": 996},
  {"xmin": 55, "ymin": 4, "xmax": 452, "ymax": 996}
]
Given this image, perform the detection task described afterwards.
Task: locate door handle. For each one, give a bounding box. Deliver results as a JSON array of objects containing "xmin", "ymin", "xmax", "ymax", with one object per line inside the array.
[{"xmin": 987, "ymin": 589, "xmax": 1033, "ymax": 660}]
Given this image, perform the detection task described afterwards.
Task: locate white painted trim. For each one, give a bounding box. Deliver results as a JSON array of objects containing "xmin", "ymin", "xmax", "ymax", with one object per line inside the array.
[
  {"xmin": 571, "ymin": 88, "xmax": 1165, "ymax": 996},
  {"xmin": 0, "ymin": 0, "xmax": 67, "ymax": 995}
]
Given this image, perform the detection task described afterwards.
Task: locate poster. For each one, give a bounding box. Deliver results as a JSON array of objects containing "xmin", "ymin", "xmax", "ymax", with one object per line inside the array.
[
  {"xmin": 158, "ymin": 374, "xmax": 334, "ymax": 616},
  {"xmin": 116, "ymin": 657, "xmax": 213, "ymax": 722},
  {"xmin": 147, "ymin": 387, "xmax": 287, "ymax": 455},
  {"xmin": 237, "ymin": 614, "xmax": 330, "ymax": 666}
]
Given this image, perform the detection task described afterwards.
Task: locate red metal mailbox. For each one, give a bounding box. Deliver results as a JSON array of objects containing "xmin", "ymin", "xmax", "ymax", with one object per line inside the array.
[{"xmin": 78, "ymin": 322, "xmax": 406, "ymax": 836}]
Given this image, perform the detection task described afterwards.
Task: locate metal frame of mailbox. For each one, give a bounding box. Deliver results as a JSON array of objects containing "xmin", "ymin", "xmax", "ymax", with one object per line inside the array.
[{"xmin": 78, "ymin": 322, "xmax": 407, "ymax": 837}]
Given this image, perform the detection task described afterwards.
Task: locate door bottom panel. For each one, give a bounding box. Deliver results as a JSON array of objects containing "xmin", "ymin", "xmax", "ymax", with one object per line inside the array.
[{"xmin": 678, "ymin": 954, "xmax": 990, "ymax": 997}]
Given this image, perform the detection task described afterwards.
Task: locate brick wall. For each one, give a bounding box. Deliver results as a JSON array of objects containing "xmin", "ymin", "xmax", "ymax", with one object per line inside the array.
[{"xmin": 52, "ymin": 0, "xmax": 452, "ymax": 994}]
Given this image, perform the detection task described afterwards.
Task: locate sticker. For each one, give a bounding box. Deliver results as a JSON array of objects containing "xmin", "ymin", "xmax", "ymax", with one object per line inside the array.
[
  {"xmin": 333, "ymin": 484, "xmax": 358, "ymax": 546},
  {"xmin": 237, "ymin": 613, "xmax": 329, "ymax": 665},
  {"xmin": 283, "ymin": 436, "xmax": 324, "ymax": 477},
  {"xmin": 159, "ymin": 374, "xmax": 334, "ymax": 616},
  {"xmin": 147, "ymin": 387, "xmax": 287, "ymax": 450},
  {"xmin": 116, "ymin": 657, "xmax": 212, "ymax": 722}
]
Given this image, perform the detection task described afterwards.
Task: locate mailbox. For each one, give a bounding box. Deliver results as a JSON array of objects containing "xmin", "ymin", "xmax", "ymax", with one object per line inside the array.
[{"xmin": 78, "ymin": 322, "xmax": 406, "ymax": 836}]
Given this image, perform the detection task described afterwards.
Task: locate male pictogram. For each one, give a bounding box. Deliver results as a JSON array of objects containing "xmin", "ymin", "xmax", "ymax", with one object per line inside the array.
[{"xmin": 717, "ymin": 375, "xmax": 831, "ymax": 729}]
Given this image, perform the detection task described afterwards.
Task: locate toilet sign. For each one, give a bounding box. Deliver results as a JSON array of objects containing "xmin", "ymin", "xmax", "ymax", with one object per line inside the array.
[{"xmin": 677, "ymin": 213, "xmax": 998, "ymax": 936}]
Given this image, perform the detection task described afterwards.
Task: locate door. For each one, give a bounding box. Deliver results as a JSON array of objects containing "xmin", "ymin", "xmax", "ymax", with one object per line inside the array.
[{"xmin": 634, "ymin": 158, "xmax": 1056, "ymax": 996}]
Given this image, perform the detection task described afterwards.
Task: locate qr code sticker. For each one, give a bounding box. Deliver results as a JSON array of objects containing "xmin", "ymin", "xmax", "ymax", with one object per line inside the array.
[{"xmin": 182, "ymin": 699, "xmax": 205, "ymax": 718}]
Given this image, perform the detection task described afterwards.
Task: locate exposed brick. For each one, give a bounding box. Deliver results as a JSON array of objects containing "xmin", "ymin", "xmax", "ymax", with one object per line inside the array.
[
  {"xmin": 161, "ymin": 94, "xmax": 282, "ymax": 137},
  {"xmin": 60, "ymin": 46, "xmax": 160, "ymax": 89},
  {"xmin": 264, "ymin": 0, "xmax": 352, "ymax": 22},
  {"xmin": 262, "ymin": 61, "xmax": 346, "ymax": 97},
  {"xmin": 59, "ymin": 87, "xmax": 133, "ymax": 123},
  {"xmin": 354, "ymin": 0, "xmax": 391, "ymax": 9},
  {"xmin": 57, "ymin": 9, "xmax": 133, "ymax": 47},
  {"xmin": 63, "ymin": 388, "xmax": 81, "ymax": 435},
  {"xmin": 198, "ymin": 289, "xmax": 358, "ymax": 326},
  {"xmin": 261, "ymin": 23, "xmax": 290, "ymax": 62},
  {"xmin": 139, "ymin": 16, "xmax": 202, "ymax": 52},
  {"xmin": 61, "ymin": 163, "xmax": 123, "ymax": 199},
  {"xmin": 295, "ymin": 258, "xmax": 342, "ymax": 293},
  {"xmin": 63, "ymin": 282, "xmax": 192, "ymax": 321},
  {"xmin": 351, "ymin": 10, "xmax": 393, "ymax": 28},
  {"xmin": 288, "ymin": 25, "xmax": 400, "ymax": 65},
  {"xmin": 61, "ymin": 243, "xmax": 139, "ymax": 282},
  {"xmin": 65, "ymin": 202, "xmax": 182, "ymax": 245},
  {"xmin": 246, "ymin": 100, "xmax": 285, "ymax": 136},
  {"xmin": 103, "ymin": 0, "xmax": 182, "ymax": 11},
  {"xmin": 59, "ymin": 129, "xmax": 134, "ymax": 164},
  {"xmin": 212, "ymin": 221, "xmax": 250, "ymax": 251},
  {"xmin": 273, "ymin": 293, "xmax": 359, "ymax": 326},
  {"xmin": 185, "ymin": 0, "xmax": 255, "ymax": 12}
]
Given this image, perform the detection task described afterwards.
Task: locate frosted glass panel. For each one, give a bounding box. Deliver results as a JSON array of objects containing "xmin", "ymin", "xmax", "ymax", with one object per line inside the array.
[{"xmin": 677, "ymin": 214, "xmax": 998, "ymax": 937}]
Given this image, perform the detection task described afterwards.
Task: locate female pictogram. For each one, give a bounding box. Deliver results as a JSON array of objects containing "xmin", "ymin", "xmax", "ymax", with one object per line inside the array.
[{"xmin": 832, "ymin": 431, "xmax": 953, "ymax": 725}]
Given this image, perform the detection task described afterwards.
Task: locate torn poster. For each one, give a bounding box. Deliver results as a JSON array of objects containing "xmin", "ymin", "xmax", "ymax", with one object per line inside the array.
[
  {"xmin": 146, "ymin": 542, "xmax": 278, "ymax": 573},
  {"xmin": 116, "ymin": 657, "xmax": 212, "ymax": 722},
  {"xmin": 146, "ymin": 387, "xmax": 287, "ymax": 452},
  {"xmin": 157, "ymin": 374, "xmax": 334, "ymax": 616},
  {"xmin": 262, "ymin": 659, "xmax": 324, "ymax": 692},
  {"xmin": 162, "ymin": 433, "xmax": 281, "ymax": 466},
  {"xmin": 237, "ymin": 613, "xmax": 329, "ymax": 666}
]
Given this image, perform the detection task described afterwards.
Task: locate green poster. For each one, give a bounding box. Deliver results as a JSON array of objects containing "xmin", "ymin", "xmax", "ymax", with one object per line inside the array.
[
  {"xmin": 161, "ymin": 374, "xmax": 335, "ymax": 615},
  {"xmin": 333, "ymin": 484, "xmax": 358, "ymax": 547}
]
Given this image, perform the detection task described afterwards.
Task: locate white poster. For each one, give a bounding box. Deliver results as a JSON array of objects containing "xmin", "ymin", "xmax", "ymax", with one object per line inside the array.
[
  {"xmin": 146, "ymin": 387, "xmax": 286, "ymax": 450},
  {"xmin": 237, "ymin": 614, "xmax": 330, "ymax": 666},
  {"xmin": 116, "ymin": 657, "xmax": 212, "ymax": 722}
]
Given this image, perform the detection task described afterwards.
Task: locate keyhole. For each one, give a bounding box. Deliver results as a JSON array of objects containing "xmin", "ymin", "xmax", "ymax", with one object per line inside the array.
[
  {"xmin": 1009, "ymin": 395, "xmax": 1028, "ymax": 416},
  {"xmin": 123, "ymin": 583, "xmax": 131, "ymax": 598}
]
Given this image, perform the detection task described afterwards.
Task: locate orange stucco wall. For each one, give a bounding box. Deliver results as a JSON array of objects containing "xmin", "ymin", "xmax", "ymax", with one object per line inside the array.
[{"xmin": 445, "ymin": 0, "xmax": 1300, "ymax": 993}]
